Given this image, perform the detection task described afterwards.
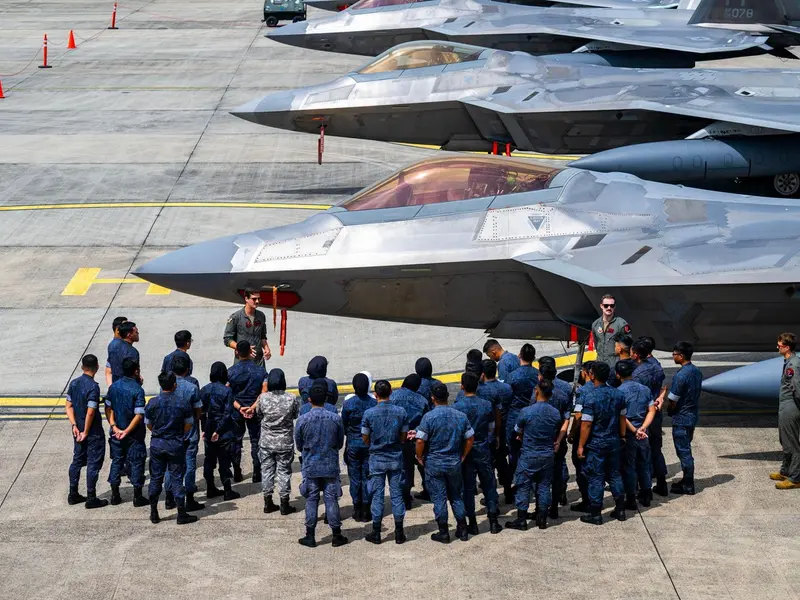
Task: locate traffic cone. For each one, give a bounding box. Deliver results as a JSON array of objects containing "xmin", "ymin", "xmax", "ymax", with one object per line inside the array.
[
  {"xmin": 0, "ymin": 80, "xmax": 4, "ymax": 99},
  {"xmin": 67, "ymin": 30, "xmax": 76, "ymax": 49}
]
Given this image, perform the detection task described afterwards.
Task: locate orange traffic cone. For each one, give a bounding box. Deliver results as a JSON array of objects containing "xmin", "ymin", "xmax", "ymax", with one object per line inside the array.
[
  {"xmin": 67, "ymin": 30, "xmax": 77, "ymax": 49},
  {"xmin": 0, "ymin": 80, "xmax": 4, "ymax": 99}
]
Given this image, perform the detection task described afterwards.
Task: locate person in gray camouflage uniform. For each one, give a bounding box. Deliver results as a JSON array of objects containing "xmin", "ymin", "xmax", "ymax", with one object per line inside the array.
[{"xmin": 252, "ymin": 368, "xmax": 300, "ymax": 515}]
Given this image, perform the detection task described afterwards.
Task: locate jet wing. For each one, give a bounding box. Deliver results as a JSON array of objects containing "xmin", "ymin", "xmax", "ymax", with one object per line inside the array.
[
  {"xmin": 547, "ymin": 0, "xmax": 679, "ymax": 6},
  {"xmin": 424, "ymin": 14, "xmax": 769, "ymax": 54}
]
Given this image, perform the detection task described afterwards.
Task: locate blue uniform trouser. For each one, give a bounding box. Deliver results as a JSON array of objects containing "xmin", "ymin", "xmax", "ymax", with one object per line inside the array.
[
  {"xmin": 233, "ymin": 416, "xmax": 262, "ymax": 474},
  {"xmin": 425, "ymin": 467, "xmax": 466, "ymax": 526},
  {"xmin": 301, "ymin": 476, "xmax": 341, "ymax": 529},
  {"xmin": 551, "ymin": 440, "xmax": 568, "ymax": 503},
  {"xmin": 108, "ymin": 436, "xmax": 146, "ymax": 487},
  {"xmin": 345, "ymin": 445, "xmax": 370, "ymax": 505},
  {"xmin": 166, "ymin": 435, "xmax": 199, "ymax": 495},
  {"xmin": 400, "ymin": 441, "xmax": 417, "ymax": 500},
  {"xmin": 462, "ymin": 452, "xmax": 498, "ymax": 516},
  {"xmin": 585, "ymin": 445, "xmax": 624, "ymax": 510},
  {"xmin": 624, "ymin": 434, "xmax": 652, "ymax": 497},
  {"xmin": 514, "ymin": 456, "xmax": 553, "ymax": 512},
  {"xmin": 69, "ymin": 435, "xmax": 105, "ymax": 493},
  {"xmin": 203, "ymin": 438, "xmax": 234, "ymax": 485},
  {"xmin": 506, "ymin": 410, "xmax": 522, "ymax": 482},
  {"xmin": 649, "ymin": 411, "xmax": 667, "ymax": 479},
  {"xmin": 571, "ymin": 441, "xmax": 589, "ymax": 502},
  {"xmin": 492, "ymin": 423, "xmax": 512, "ymax": 490},
  {"xmin": 672, "ymin": 425, "xmax": 695, "ymax": 480},
  {"xmin": 369, "ymin": 468, "xmax": 405, "ymax": 524},
  {"xmin": 149, "ymin": 445, "xmax": 185, "ymax": 503}
]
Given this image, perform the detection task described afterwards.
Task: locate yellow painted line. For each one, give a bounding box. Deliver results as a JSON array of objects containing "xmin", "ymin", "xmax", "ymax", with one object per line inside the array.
[
  {"xmin": 62, "ymin": 268, "xmax": 171, "ymax": 296},
  {"xmin": 398, "ymin": 142, "xmax": 580, "ymax": 161},
  {"xmin": 0, "ymin": 201, "xmax": 332, "ymax": 213}
]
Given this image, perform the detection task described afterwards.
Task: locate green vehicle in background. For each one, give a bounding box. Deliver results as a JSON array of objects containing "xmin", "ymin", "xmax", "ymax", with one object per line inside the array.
[{"xmin": 263, "ymin": 0, "xmax": 306, "ymax": 27}]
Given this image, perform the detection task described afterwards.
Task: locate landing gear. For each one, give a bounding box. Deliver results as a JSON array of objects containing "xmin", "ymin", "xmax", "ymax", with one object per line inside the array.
[{"xmin": 771, "ymin": 173, "xmax": 800, "ymax": 198}]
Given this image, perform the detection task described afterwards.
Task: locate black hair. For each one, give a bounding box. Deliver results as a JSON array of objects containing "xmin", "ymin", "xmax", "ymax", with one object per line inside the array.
[
  {"xmin": 481, "ymin": 359, "xmax": 497, "ymax": 379},
  {"xmin": 309, "ymin": 379, "xmax": 328, "ymax": 406},
  {"xmin": 122, "ymin": 357, "xmax": 139, "ymax": 378},
  {"xmin": 267, "ymin": 369, "xmax": 287, "ymax": 392},
  {"xmin": 374, "ymin": 379, "xmax": 392, "ymax": 400},
  {"xmin": 209, "ymin": 361, "xmax": 228, "ymax": 384},
  {"xmin": 615, "ymin": 334, "xmax": 633, "ymax": 351},
  {"xmin": 415, "ymin": 357, "xmax": 433, "ymax": 379},
  {"xmin": 465, "ymin": 361, "xmax": 482, "ymax": 376},
  {"xmin": 673, "ymin": 341, "xmax": 694, "ymax": 360},
  {"xmin": 591, "ymin": 361, "xmax": 611, "ymax": 384},
  {"xmin": 538, "ymin": 356, "xmax": 556, "ymax": 368},
  {"xmin": 236, "ymin": 340, "xmax": 251, "ymax": 358},
  {"xmin": 461, "ymin": 372, "xmax": 479, "ymax": 394},
  {"xmin": 482, "ymin": 339, "xmax": 501, "ymax": 354},
  {"xmin": 174, "ymin": 330, "xmax": 191, "ymax": 348},
  {"xmin": 615, "ymin": 359, "xmax": 636, "ymax": 379},
  {"xmin": 467, "ymin": 349, "xmax": 483, "ymax": 364},
  {"xmin": 159, "ymin": 371, "xmax": 176, "ymax": 391},
  {"xmin": 243, "ymin": 288, "xmax": 259, "ymax": 299},
  {"xmin": 402, "ymin": 374, "xmax": 421, "ymax": 392},
  {"xmin": 172, "ymin": 355, "xmax": 190, "ymax": 376},
  {"xmin": 431, "ymin": 382, "xmax": 449, "ymax": 402},
  {"xmin": 631, "ymin": 341, "xmax": 650, "ymax": 360},
  {"xmin": 540, "ymin": 363, "xmax": 556, "ymax": 381},
  {"xmin": 118, "ymin": 321, "xmax": 136, "ymax": 340},
  {"xmin": 353, "ymin": 373, "xmax": 370, "ymax": 397},
  {"xmin": 82, "ymin": 354, "xmax": 98, "ymax": 370},
  {"xmin": 637, "ymin": 336, "xmax": 656, "ymax": 355},
  {"xmin": 536, "ymin": 379, "xmax": 554, "ymax": 399},
  {"xmin": 581, "ymin": 360, "xmax": 596, "ymax": 374},
  {"xmin": 112, "ymin": 316, "xmax": 127, "ymax": 332},
  {"xmin": 519, "ymin": 343, "xmax": 536, "ymax": 363}
]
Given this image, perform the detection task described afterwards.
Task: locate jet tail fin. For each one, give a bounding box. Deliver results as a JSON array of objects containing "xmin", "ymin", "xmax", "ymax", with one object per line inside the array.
[{"xmin": 688, "ymin": 0, "xmax": 800, "ymax": 26}]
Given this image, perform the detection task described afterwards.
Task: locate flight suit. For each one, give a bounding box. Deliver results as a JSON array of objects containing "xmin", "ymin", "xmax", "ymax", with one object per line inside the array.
[
  {"xmin": 389, "ymin": 387, "xmax": 428, "ymax": 503},
  {"xmin": 161, "ymin": 349, "xmax": 193, "ymax": 377},
  {"xmin": 200, "ymin": 382, "xmax": 238, "ymax": 487},
  {"xmin": 145, "ymin": 391, "xmax": 193, "ymax": 504},
  {"xmin": 67, "ymin": 374, "xmax": 105, "ymax": 494},
  {"xmin": 255, "ymin": 390, "xmax": 301, "ymax": 500},
  {"xmin": 478, "ymin": 379, "xmax": 513, "ymax": 492},
  {"xmin": 341, "ymin": 394, "xmax": 377, "ymax": 507},
  {"xmin": 295, "ymin": 407, "xmax": 345, "ymax": 530},
  {"xmin": 362, "ymin": 402, "xmax": 408, "ymax": 524},
  {"xmin": 106, "ymin": 338, "xmax": 140, "ymax": 384},
  {"xmin": 416, "ymin": 406, "xmax": 474, "ymax": 528},
  {"xmin": 591, "ymin": 316, "xmax": 631, "ymax": 368},
  {"xmin": 581, "ymin": 385, "xmax": 627, "ymax": 510},
  {"xmin": 223, "ymin": 307, "xmax": 268, "ymax": 366},
  {"xmin": 514, "ymin": 401, "xmax": 562, "ymax": 514},
  {"xmin": 667, "ymin": 363, "xmax": 703, "ymax": 481},
  {"xmin": 497, "ymin": 351, "xmax": 521, "ymax": 382},
  {"xmin": 165, "ymin": 376, "xmax": 203, "ymax": 495},
  {"xmin": 778, "ymin": 353, "xmax": 800, "ymax": 483},
  {"xmin": 506, "ymin": 365, "xmax": 539, "ymax": 479},
  {"xmin": 618, "ymin": 379, "xmax": 654, "ymax": 498},
  {"xmin": 228, "ymin": 359, "xmax": 268, "ymax": 475},
  {"xmin": 453, "ymin": 395, "xmax": 499, "ymax": 517},
  {"xmin": 105, "ymin": 376, "xmax": 147, "ymax": 489}
]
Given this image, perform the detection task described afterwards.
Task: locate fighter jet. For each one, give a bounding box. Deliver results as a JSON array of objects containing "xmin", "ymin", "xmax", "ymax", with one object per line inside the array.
[
  {"xmin": 134, "ymin": 154, "xmax": 800, "ymax": 354},
  {"xmin": 267, "ymin": 0, "xmax": 796, "ymax": 60},
  {"xmin": 303, "ymin": 0, "xmax": 681, "ymax": 13},
  {"xmin": 232, "ymin": 41, "xmax": 800, "ymax": 197}
]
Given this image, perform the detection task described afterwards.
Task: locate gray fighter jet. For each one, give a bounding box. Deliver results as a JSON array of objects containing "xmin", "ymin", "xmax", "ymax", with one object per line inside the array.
[
  {"xmin": 303, "ymin": 0, "xmax": 681, "ymax": 13},
  {"xmin": 134, "ymin": 154, "xmax": 800, "ymax": 354},
  {"xmin": 268, "ymin": 0, "xmax": 797, "ymax": 59},
  {"xmin": 232, "ymin": 41, "xmax": 800, "ymax": 196}
]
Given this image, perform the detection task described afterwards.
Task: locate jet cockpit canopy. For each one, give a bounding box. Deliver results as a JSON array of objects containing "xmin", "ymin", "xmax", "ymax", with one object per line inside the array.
[{"xmin": 358, "ymin": 41, "xmax": 486, "ymax": 74}]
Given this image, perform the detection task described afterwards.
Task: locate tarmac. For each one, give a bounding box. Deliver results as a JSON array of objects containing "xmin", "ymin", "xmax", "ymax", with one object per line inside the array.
[{"xmin": 0, "ymin": 0, "xmax": 798, "ymax": 598}]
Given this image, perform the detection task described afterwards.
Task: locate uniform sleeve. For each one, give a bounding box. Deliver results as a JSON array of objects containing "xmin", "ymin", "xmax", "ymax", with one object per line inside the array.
[
  {"xmin": 514, "ymin": 412, "xmax": 527, "ymax": 434},
  {"xmin": 104, "ymin": 389, "xmax": 112, "ymax": 408},
  {"xmin": 415, "ymin": 415, "xmax": 429, "ymax": 440},
  {"xmin": 399, "ymin": 408, "xmax": 409, "ymax": 433},
  {"xmin": 620, "ymin": 318, "xmax": 631, "ymax": 336},
  {"xmin": 255, "ymin": 396, "xmax": 265, "ymax": 418},
  {"xmin": 134, "ymin": 388, "xmax": 146, "ymax": 415},
  {"xmin": 581, "ymin": 398, "xmax": 595, "ymax": 422},
  {"xmin": 294, "ymin": 420, "xmax": 303, "ymax": 449},
  {"xmin": 361, "ymin": 411, "xmax": 371, "ymax": 436},
  {"xmin": 259, "ymin": 311, "xmax": 268, "ymax": 341},
  {"xmin": 144, "ymin": 402, "xmax": 153, "ymax": 426},
  {"xmin": 190, "ymin": 388, "xmax": 202, "ymax": 410},
  {"xmin": 292, "ymin": 396, "xmax": 300, "ymax": 419},
  {"xmin": 668, "ymin": 371, "xmax": 684, "ymax": 403},
  {"xmin": 87, "ymin": 383, "xmax": 100, "ymax": 410},
  {"xmin": 464, "ymin": 425, "xmax": 475, "ymax": 440},
  {"xmin": 223, "ymin": 312, "xmax": 238, "ymax": 347}
]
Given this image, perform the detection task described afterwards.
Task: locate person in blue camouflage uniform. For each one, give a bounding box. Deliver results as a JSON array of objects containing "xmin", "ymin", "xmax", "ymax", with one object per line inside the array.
[
  {"xmin": 363, "ymin": 380, "xmax": 409, "ymax": 545},
  {"xmin": 200, "ymin": 361, "xmax": 241, "ymax": 502},
  {"xmin": 228, "ymin": 341, "xmax": 267, "ymax": 484},
  {"xmin": 341, "ymin": 373, "xmax": 376, "ymax": 522},
  {"xmin": 454, "ymin": 372, "xmax": 502, "ymax": 535},
  {"xmin": 105, "ymin": 357, "xmax": 147, "ymax": 507},
  {"xmin": 104, "ymin": 316, "xmax": 127, "ymax": 388},
  {"xmin": 537, "ymin": 357, "xmax": 572, "ymax": 519},
  {"xmin": 413, "ymin": 356, "xmax": 441, "ymax": 501},
  {"xmin": 146, "ymin": 372, "xmax": 197, "ymax": 525},
  {"xmin": 632, "ymin": 338, "xmax": 668, "ymax": 497},
  {"xmin": 483, "ymin": 339, "xmax": 521, "ymax": 382},
  {"xmin": 295, "ymin": 380, "xmax": 348, "ymax": 548},
  {"xmin": 505, "ymin": 380, "xmax": 563, "ymax": 531},
  {"xmin": 388, "ymin": 373, "xmax": 428, "ymax": 509},
  {"xmin": 106, "ymin": 321, "xmax": 141, "ymax": 385},
  {"xmin": 65, "ymin": 355, "xmax": 107, "ymax": 509},
  {"xmin": 667, "ymin": 341, "xmax": 703, "ymax": 495},
  {"xmin": 416, "ymin": 382, "xmax": 475, "ymax": 544},
  {"xmin": 478, "ymin": 359, "xmax": 514, "ymax": 503},
  {"xmin": 615, "ymin": 359, "xmax": 656, "ymax": 509},
  {"xmin": 505, "ymin": 344, "xmax": 539, "ymax": 485},
  {"xmin": 161, "ymin": 330, "xmax": 193, "ymax": 377},
  {"xmin": 577, "ymin": 362, "xmax": 627, "ymax": 525},
  {"xmin": 569, "ymin": 360, "xmax": 596, "ymax": 513}
]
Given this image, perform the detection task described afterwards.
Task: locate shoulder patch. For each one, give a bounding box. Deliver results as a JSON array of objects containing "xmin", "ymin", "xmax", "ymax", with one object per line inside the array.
[
  {"xmin": 787, "ymin": 368, "xmax": 794, "ymax": 378},
  {"xmin": 623, "ymin": 324, "xmax": 631, "ymax": 333}
]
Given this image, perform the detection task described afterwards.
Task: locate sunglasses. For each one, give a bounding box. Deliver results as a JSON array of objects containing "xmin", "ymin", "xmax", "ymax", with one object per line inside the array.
[{"xmin": 602, "ymin": 303, "xmax": 615, "ymax": 308}]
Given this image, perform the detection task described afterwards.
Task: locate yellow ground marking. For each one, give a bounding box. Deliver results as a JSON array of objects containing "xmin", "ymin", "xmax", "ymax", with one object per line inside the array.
[
  {"xmin": 62, "ymin": 268, "xmax": 171, "ymax": 296},
  {"xmin": 398, "ymin": 142, "xmax": 581, "ymax": 161},
  {"xmin": 0, "ymin": 201, "xmax": 332, "ymax": 213}
]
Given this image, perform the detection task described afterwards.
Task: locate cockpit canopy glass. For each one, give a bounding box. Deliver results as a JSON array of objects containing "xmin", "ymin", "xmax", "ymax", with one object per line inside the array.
[
  {"xmin": 358, "ymin": 42, "xmax": 484, "ymax": 74},
  {"xmin": 340, "ymin": 156, "xmax": 560, "ymax": 211},
  {"xmin": 350, "ymin": 0, "xmax": 430, "ymax": 10}
]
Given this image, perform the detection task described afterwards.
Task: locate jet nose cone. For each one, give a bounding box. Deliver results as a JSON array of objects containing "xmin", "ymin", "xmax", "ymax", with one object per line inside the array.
[
  {"xmin": 230, "ymin": 91, "xmax": 297, "ymax": 129},
  {"xmin": 267, "ymin": 20, "xmax": 311, "ymax": 48},
  {"xmin": 702, "ymin": 357, "xmax": 783, "ymax": 403}
]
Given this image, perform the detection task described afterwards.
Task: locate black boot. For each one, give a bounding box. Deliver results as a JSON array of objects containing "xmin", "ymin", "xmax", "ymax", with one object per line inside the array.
[
  {"xmin": 223, "ymin": 480, "xmax": 240, "ymax": 501},
  {"xmin": 488, "ymin": 512, "xmax": 503, "ymax": 534},
  {"xmin": 430, "ymin": 521, "xmax": 450, "ymax": 544},
  {"xmin": 149, "ymin": 495, "xmax": 160, "ymax": 524},
  {"xmin": 548, "ymin": 504, "xmax": 559, "ymax": 520},
  {"xmin": 133, "ymin": 487, "xmax": 149, "ymax": 507},
  {"xmin": 331, "ymin": 526, "xmax": 349, "ymax": 547},
  {"xmin": 110, "ymin": 485, "xmax": 122, "ymax": 506},
  {"xmin": 352, "ymin": 502, "xmax": 361, "ymax": 522},
  {"xmin": 559, "ymin": 489, "xmax": 568, "ymax": 506},
  {"xmin": 68, "ymin": 487, "xmax": 86, "ymax": 506},
  {"xmin": 359, "ymin": 503, "xmax": 372, "ymax": 523},
  {"xmin": 466, "ymin": 515, "xmax": 479, "ymax": 536},
  {"xmin": 611, "ymin": 497, "xmax": 627, "ymax": 521},
  {"xmin": 164, "ymin": 491, "xmax": 176, "ymax": 510},
  {"xmin": 455, "ymin": 519, "xmax": 469, "ymax": 542},
  {"xmin": 580, "ymin": 508, "xmax": 603, "ymax": 525},
  {"xmin": 185, "ymin": 493, "xmax": 205, "ymax": 512},
  {"xmin": 264, "ymin": 495, "xmax": 279, "ymax": 513},
  {"xmin": 85, "ymin": 492, "xmax": 108, "ymax": 510},
  {"xmin": 233, "ymin": 465, "xmax": 243, "ymax": 483},
  {"xmin": 536, "ymin": 510, "xmax": 547, "ymax": 530},
  {"xmin": 414, "ymin": 489, "xmax": 431, "ymax": 501},
  {"xmin": 280, "ymin": 496, "xmax": 296, "ymax": 515},
  {"xmin": 176, "ymin": 501, "xmax": 198, "ymax": 525},
  {"xmin": 570, "ymin": 500, "xmax": 590, "ymax": 513},
  {"xmin": 365, "ymin": 521, "xmax": 382, "ymax": 545},
  {"xmin": 639, "ymin": 489, "xmax": 653, "ymax": 507},
  {"xmin": 298, "ymin": 526, "xmax": 317, "ymax": 548},
  {"xmin": 505, "ymin": 510, "xmax": 529, "ymax": 530},
  {"xmin": 670, "ymin": 478, "xmax": 695, "ymax": 495},
  {"xmin": 653, "ymin": 477, "xmax": 669, "ymax": 497},
  {"xmin": 206, "ymin": 479, "xmax": 223, "ymax": 498},
  {"xmin": 625, "ymin": 494, "xmax": 638, "ymax": 511},
  {"xmin": 394, "ymin": 520, "xmax": 407, "ymax": 545}
]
